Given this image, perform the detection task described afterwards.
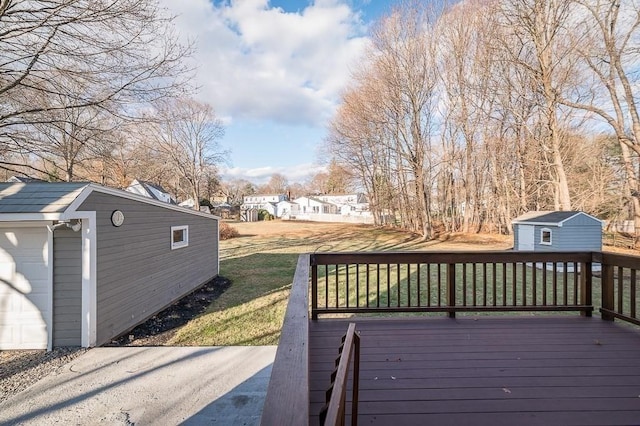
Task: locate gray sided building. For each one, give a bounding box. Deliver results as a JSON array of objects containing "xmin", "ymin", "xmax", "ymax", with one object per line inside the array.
[
  {"xmin": 512, "ymin": 211, "xmax": 602, "ymax": 252},
  {"xmin": 0, "ymin": 182, "xmax": 219, "ymax": 350}
]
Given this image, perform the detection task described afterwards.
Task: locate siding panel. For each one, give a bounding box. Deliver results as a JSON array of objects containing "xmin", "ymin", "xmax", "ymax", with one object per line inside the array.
[
  {"xmin": 514, "ymin": 213, "xmax": 603, "ymax": 252},
  {"xmin": 79, "ymin": 192, "xmax": 219, "ymax": 345},
  {"xmin": 53, "ymin": 228, "xmax": 82, "ymax": 347}
]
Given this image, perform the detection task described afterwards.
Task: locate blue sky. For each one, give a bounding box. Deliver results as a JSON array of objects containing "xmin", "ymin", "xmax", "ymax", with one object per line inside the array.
[{"xmin": 159, "ymin": 0, "xmax": 393, "ymax": 184}]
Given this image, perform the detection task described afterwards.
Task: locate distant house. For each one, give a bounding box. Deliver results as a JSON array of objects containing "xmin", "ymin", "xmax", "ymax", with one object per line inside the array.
[
  {"xmin": 276, "ymin": 200, "xmax": 299, "ymax": 219},
  {"xmin": 512, "ymin": 211, "xmax": 602, "ymax": 252},
  {"xmin": 294, "ymin": 196, "xmax": 338, "ymax": 215},
  {"xmin": 317, "ymin": 193, "xmax": 370, "ymax": 216},
  {"xmin": 212, "ymin": 202, "xmax": 233, "ymax": 219},
  {"xmin": 316, "ymin": 193, "xmax": 367, "ymax": 205},
  {"xmin": 241, "ymin": 194, "xmax": 288, "ymax": 220},
  {"xmin": 211, "ymin": 191, "xmax": 230, "ymax": 204},
  {"xmin": 0, "ymin": 182, "xmax": 219, "ymax": 350},
  {"xmin": 285, "ymin": 194, "xmax": 373, "ymax": 224},
  {"xmin": 126, "ymin": 179, "xmax": 175, "ymax": 204}
]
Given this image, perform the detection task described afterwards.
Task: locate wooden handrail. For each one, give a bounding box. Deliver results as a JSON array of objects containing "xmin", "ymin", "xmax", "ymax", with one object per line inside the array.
[
  {"xmin": 260, "ymin": 254, "xmax": 310, "ymax": 426},
  {"xmin": 320, "ymin": 322, "xmax": 360, "ymax": 426},
  {"xmin": 311, "ymin": 251, "xmax": 596, "ymax": 319}
]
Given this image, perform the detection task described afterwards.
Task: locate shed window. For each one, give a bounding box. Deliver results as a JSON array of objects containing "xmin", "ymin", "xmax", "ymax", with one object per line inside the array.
[
  {"xmin": 171, "ymin": 225, "xmax": 189, "ymax": 250},
  {"xmin": 540, "ymin": 228, "xmax": 552, "ymax": 245}
]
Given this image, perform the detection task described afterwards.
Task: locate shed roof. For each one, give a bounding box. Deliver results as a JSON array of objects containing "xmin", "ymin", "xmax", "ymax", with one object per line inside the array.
[
  {"xmin": 0, "ymin": 182, "xmax": 217, "ymax": 219},
  {"xmin": 512, "ymin": 211, "xmax": 600, "ymax": 226},
  {"xmin": 0, "ymin": 182, "xmax": 89, "ymax": 213}
]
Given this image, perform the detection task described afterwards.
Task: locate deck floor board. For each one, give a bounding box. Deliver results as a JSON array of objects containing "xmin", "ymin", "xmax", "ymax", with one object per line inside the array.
[{"xmin": 309, "ymin": 317, "xmax": 640, "ymax": 425}]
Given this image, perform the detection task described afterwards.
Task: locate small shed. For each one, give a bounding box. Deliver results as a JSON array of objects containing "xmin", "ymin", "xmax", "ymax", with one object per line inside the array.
[
  {"xmin": 0, "ymin": 182, "xmax": 219, "ymax": 350},
  {"xmin": 512, "ymin": 211, "xmax": 602, "ymax": 252}
]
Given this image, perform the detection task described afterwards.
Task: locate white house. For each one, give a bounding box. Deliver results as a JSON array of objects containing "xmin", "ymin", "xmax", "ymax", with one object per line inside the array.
[
  {"xmin": 276, "ymin": 200, "xmax": 299, "ymax": 219},
  {"xmin": 316, "ymin": 193, "xmax": 367, "ymax": 205},
  {"xmin": 294, "ymin": 196, "xmax": 338, "ymax": 215},
  {"xmin": 241, "ymin": 194, "xmax": 288, "ymax": 220},
  {"xmin": 126, "ymin": 179, "xmax": 175, "ymax": 204},
  {"xmin": 316, "ymin": 193, "xmax": 370, "ymax": 216},
  {"xmin": 242, "ymin": 194, "xmax": 288, "ymax": 205}
]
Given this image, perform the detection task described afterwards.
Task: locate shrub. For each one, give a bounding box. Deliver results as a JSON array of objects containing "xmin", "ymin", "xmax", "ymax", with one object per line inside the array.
[
  {"xmin": 258, "ymin": 209, "xmax": 274, "ymax": 221},
  {"xmin": 219, "ymin": 222, "xmax": 239, "ymax": 240}
]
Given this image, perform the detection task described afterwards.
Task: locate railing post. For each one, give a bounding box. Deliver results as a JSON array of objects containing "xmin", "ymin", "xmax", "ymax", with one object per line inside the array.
[
  {"xmin": 601, "ymin": 261, "xmax": 615, "ymax": 321},
  {"xmin": 311, "ymin": 255, "xmax": 318, "ymax": 320},
  {"xmin": 447, "ymin": 263, "xmax": 456, "ymax": 318},
  {"xmin": 580, "ymin": 261, "xmax": 592, "ymax": 317},
  {"xmin": 352, "ymin": 332, "xmax": 360, "ymax": 426}
]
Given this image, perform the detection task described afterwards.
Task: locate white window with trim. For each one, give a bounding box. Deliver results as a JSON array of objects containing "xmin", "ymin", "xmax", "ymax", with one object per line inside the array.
[
  {"xmin": 540, "ymin": 228, "xmax": 552, "ymax": 245},
  {"xmin": 171, "ymin": 225, "xmax": 189, "ymax": 249}
]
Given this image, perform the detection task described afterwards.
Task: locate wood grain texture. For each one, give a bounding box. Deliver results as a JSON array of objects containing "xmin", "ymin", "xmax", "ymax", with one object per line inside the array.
[
  {"xmin": 309, "ymin": 317, "xmax": 640, "ymax": 426},
  {"xmin": 261, "ymin": 254, "xmax": 310, "ymax": 426}
]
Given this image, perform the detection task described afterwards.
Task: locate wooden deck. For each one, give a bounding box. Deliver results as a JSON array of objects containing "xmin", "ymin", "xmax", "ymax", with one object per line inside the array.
[{"xmin": 309, "ymin": 316, "xmax": 640, "ymax": 426}]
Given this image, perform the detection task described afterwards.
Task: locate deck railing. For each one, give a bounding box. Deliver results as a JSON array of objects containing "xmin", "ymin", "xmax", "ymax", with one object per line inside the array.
[
  {"xmin": 262, "ymin": 250, "xmax": 640, "ymax": 426},
  {"xmin": 311, "ymin": 251, "xmax": 597, "ymax": 319},
  {"xmin": 319, "ymin": 323, "xmax": 360, "ymax": 426},
  {"xmin": 598, "ymin": 252, "xmax": 640, "ymax": 326}
]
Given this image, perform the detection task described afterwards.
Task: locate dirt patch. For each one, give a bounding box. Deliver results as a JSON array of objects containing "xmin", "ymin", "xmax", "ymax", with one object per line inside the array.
[{"xmin": 104, "ymin": 276, "xmax": 231, "ymax": 346}]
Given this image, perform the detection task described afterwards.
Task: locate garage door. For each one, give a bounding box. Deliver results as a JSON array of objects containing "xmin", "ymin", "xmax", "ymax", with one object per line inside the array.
[{"xmin": 0, "ymin": 226, "xmax": 50, "ymax": 349}]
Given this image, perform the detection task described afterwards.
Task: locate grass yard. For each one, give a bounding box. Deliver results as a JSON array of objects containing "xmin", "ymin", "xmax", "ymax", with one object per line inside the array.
[{"xmin": 169, "ymin": 220, "xmax": 511, "ymax": 346}]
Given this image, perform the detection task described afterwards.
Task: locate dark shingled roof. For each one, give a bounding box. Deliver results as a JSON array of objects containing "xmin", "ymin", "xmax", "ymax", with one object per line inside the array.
[
  {"xmin": 0, "ymin": 182, "xmax": 88, "ymax": 213},
  {"xmin": 512, "ymin": 211, "xmax": 583, "ymax": 224}
]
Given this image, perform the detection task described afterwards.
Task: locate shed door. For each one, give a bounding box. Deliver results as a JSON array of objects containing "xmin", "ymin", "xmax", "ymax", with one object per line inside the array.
[
  {"xmin": 0, "ymin": 226, "xmax": 50, "ymax": 349},
  {"xmin": 519, "ymin": 225, "xmax": 535, "ymax": 250}
]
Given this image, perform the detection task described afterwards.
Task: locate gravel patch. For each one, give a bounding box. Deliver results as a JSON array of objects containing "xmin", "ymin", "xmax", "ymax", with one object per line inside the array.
[
  {"xmin": 0, "ymin": 276, "xmax": 231, "ymax": 403},
  {"xmin": 0, "ymin": 347, "xmax": 87, "ymax": 404}
]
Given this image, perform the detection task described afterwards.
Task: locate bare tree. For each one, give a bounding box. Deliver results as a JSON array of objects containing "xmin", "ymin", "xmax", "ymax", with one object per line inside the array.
[
  {"xmin": 149, "ymin": 98, "xmax": 227, "ymax": 210},
  {"xmin": 497, "ymin": 0, "xmax": 577, "ymax": 210},
  {"xmin": 221, "ymin": 179, "xmax": 256, "ymax": 206},
  {"xmin": 0, "ymin": 0, "xmax": 192, "ymax": 174},
  {"xmin": 370, "ymin": 3, "xmax": 441, "ymax": 238},
  {"xmin": 260, "ymin": 173, "xmax": 289, "ymax": 194},
  {"xmin": 559, "ymin": 0, "xmax": 640, "ymax": 231},
  {"xmin": 325, "ymin": 0, "xmax": 628, "ymax": 235}
]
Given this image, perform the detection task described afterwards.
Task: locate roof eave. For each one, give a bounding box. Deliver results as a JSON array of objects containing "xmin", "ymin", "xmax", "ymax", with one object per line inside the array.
[{"xmin": 67, "ymin": 184, "xmax": 220, "ymax": 220}]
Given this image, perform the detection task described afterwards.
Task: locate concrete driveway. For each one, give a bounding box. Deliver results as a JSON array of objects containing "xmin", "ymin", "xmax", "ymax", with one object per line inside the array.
[{"xmin": 0, "ymin": 346, "xmax": 276, "ymax": 425}]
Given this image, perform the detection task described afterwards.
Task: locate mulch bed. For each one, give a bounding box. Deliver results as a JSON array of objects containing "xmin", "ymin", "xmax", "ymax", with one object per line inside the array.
[{"xmin": 104, "ymin": 276, "xmax": 231, "ymax": 346}]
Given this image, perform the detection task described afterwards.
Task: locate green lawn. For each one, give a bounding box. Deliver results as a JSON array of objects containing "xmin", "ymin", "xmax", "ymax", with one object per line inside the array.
[{"xmin": 169, "ymin": 221, "xmax": 512, "ymax": 345}]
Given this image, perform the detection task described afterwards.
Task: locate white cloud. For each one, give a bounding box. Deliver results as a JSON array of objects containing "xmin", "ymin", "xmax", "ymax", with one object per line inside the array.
[
  {"xmin": 160, "ymin": 0, "xmax": 369, "ymax": 127},
  {"xmin": 221, "ymin": 163, "xmax": 327, "ymax": 184}
]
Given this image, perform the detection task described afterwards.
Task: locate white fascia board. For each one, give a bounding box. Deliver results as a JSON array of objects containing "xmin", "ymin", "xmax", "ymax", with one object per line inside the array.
[
  {"xmin": 0, "ymin": 213, "xmax": 63, "ymax": 222},
  {"xmin": 75, "ymin": 211, "xmax": 97, "ymax": 347},
  {"xmin": 66, "ymin": 184, "xmax": 220, "ymax": 220},
  {"xmin": 512, "ymin": 220, "xmax": 561, "ymax": 227},
  {"xmin": 46, "ymin": 224, "xmax": 54, "ymax": 351},
  {"xmin": 56, "ymin": 206, "xmax": 98, "ymax": 347},
  {"xmin": 557, "ymin": 212, "xmax": 603, "ymax": 226}
]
